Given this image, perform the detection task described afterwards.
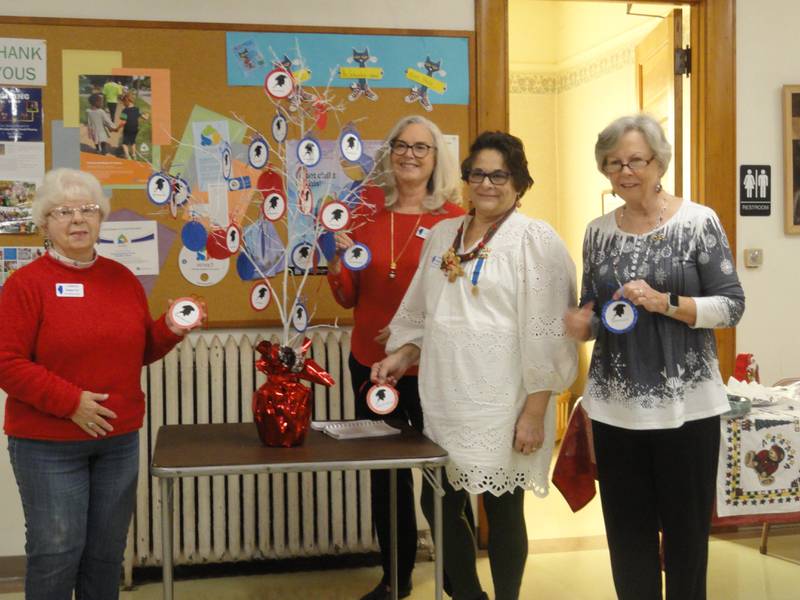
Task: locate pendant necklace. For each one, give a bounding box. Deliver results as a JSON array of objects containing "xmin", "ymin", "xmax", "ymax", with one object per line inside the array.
[
  {"xmin": 602, "ymin": 197, "xmax": 667, "ymax": 334},
  {"xmin": 389, "ymin": 211, "xmax": 423, "ymax": 279},
  {"xmin": 441, "ymin": 204, "xmax": 515, "ymax": 295}
]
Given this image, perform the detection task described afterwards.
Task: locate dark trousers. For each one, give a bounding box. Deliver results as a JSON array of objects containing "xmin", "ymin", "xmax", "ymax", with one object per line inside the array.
[
  {"xmin": 421, "ymin": 477, "xmax": 527, "ymax": 600},
  {"xmin": 350, "ymin": 354, "xmax": 423, "ymax": 589},
  {"xmin": 592, "ymin": 416, "xmax": 721, "ymax": 600}
]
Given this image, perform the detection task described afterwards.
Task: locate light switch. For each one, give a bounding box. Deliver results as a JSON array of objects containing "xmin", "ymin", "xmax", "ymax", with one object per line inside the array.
[{"xmin": 743, "ymin": 248, "xmax": 763, "ymax": 268}]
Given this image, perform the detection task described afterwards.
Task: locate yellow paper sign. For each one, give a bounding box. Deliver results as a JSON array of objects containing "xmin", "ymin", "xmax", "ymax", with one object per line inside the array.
[
  {"xmin": 405, "ymin": 68, "xmax": 447, "ymax": 94},
  {"xmin": 339, "ymin": 67, "xmax": 384, "ymax": 80},
  {"xmin": 293, "ymin": 68, "xmax": 311, "ymax": 82}
]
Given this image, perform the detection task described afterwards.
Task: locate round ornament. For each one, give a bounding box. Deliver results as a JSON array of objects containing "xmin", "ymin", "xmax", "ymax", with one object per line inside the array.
[{"xmin": 366, "ymin": 384, "xmax": 399, "ymax": 415}]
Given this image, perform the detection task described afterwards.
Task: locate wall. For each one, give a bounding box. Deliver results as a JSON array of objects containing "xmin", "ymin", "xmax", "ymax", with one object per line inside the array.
[
  {"xmin": 736, "ymin": 0, "xmax": 800, "ymax": 386},
  {"xmin": 509, "ymin": 1, "xmax": 662, "ymax": 390},
  {"xmin": 0, "ymin": 0, "xmax": 474, "ymax": 558}
]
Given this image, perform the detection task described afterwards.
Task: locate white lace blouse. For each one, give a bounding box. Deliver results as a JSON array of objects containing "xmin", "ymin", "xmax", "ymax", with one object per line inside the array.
[{"xmin": 387, "ymin": 212, "xmax": 578, "ymax": 496}]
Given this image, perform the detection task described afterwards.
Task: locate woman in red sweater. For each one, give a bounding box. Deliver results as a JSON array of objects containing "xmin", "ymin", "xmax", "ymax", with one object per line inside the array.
[
  {"xmin": 327, "ymin": 115, "xmax": 463, "ymax": 600},
  {"xmin": 0, "ymin": 168, "xmax": 196, "ymax": 599}
]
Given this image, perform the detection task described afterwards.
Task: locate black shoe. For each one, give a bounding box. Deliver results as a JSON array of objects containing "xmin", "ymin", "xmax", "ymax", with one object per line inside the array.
[{"xmin": 358, "ymin": 581, "xmax": 412, "ymax": 600}]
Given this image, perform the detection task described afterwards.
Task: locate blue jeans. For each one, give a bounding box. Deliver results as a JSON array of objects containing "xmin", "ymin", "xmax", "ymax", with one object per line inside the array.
[{"xmin": 8, "ymin": 432, "xmax": 139, "ymax": 600}]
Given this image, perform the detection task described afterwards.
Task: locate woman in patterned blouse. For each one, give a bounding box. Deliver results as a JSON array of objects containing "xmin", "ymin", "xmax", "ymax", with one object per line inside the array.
[{"xmin": 565, "ymin": 114, "xmax": 745, "ymax": 600}]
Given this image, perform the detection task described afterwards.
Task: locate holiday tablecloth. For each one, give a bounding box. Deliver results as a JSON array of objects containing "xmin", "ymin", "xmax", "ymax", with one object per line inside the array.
[{"xmin": 717, "ymin": 401, "xmax": 800, "ymax": 517}]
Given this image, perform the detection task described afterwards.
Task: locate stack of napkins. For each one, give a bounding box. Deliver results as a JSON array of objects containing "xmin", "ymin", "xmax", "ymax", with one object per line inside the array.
[
  {"xmin": 311, "ymin": 419, "xmax": 402, "ymax": 440},
  {"xmin": 725, "ymin": 377, "xmax": 799, "ymax": 406}
]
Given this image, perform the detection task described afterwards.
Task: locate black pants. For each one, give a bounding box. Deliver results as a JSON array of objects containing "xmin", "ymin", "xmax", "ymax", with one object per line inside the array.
[
  {"xmin": 421, "ymin": 477, "xmax": 527, "ymax": 600},
  {"xmin": 350, "ymin": 354, "xmax": 423, "ymax": 589},
  {"xmin": 592, "ymin": 416, "xmax": 721, "ymax": 600}
]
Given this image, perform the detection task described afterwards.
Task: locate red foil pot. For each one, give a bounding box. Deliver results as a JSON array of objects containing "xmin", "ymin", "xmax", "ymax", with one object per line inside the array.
[
  {"xmin": 252, "ymin": 377, "xmax": 313, "ymax": 447},
  {"xmin": 252, "ymin": 340, "xmax": 334, "ymax": 447}
]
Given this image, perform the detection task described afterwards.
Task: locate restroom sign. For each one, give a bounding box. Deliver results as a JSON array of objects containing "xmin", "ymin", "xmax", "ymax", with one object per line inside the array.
[
  {"xmin": 0, "ymin": 38, "xmax": 47, "ymax": 86},
  {"xmin": 739, "ymin": 165, "xmax": 771, "ymax": 216}
]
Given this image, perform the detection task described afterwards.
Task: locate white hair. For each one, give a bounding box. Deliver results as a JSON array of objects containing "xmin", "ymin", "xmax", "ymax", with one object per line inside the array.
[
  {"xmin": 31, "ymin": 168, "xmax": 110, "ymax": 228},
  {"xmin": 595, "ymin": 113, "xmax": 672, "ymax": 176}
]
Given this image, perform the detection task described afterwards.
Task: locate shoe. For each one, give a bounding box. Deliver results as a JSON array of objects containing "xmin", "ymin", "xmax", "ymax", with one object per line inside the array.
[{"xmin": 358, "ymin": 581, "xmax": 412, "ymax": 600}]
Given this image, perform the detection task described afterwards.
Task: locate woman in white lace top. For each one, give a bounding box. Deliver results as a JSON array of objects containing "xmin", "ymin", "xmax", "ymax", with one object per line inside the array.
[{"xmin": 372, "ymin": 131, "xmax": 577, "ymax": 600}]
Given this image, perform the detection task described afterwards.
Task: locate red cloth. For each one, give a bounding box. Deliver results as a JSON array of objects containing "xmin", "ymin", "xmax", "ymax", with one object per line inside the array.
[
  {"xmin": 327, "ymin": 195, "xmax": 464, "ymax": 370},
  {"xmin": 552, "ymin": 401, "xmax": 598, "ymax": 512},
  {"xmin": 0, "ymin": 253, "xmax": 182, "ymax": 440}
]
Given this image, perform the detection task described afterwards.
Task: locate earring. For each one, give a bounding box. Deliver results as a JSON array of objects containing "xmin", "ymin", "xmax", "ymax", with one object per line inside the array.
[
  {"xmin": 43, "ymin": 237, "xmax": 51, "ymax": 250},
  {"xmin": 655, "ymin": 182, "xmax": 663, "ymax": 193}
]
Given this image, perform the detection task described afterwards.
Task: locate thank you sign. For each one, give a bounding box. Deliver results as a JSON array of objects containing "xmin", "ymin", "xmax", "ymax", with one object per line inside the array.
[{"xmin": 0, "ymin": 38, "xmax": 47, "ymax": 86}]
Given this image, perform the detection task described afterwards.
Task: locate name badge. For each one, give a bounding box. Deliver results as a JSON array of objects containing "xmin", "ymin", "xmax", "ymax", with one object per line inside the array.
[
  {"xmin": 55, "ymin": 283, "xmax": 84, "ymax": 298},
  {"xmin": 416, "ymin": 226, "xmax": 430, "ymax": 239}
]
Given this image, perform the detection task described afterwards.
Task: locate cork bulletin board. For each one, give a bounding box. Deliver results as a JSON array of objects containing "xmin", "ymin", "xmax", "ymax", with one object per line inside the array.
[{"xmin": 0, "ymin": 17, "xmax": 474, "ymax": 327}]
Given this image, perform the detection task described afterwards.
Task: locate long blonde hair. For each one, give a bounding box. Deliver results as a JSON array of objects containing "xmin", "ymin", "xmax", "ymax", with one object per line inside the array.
[{"xmin": 373, "ymin": 115, "xmax": 461, "ymax": 210}]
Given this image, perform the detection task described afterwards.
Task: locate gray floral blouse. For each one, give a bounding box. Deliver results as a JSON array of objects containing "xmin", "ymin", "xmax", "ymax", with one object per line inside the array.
[{"xmin": 580, "ymin": 199, "xmax": 745, "ymax": 429}]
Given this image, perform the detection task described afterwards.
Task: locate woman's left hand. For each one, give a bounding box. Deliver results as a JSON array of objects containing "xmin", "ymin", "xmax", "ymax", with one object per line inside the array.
[
  {"xmin": 614, "ymin": 279, "xmax": 667, "ymax": 314},
  {"xmin": 514, "ymin": 411, "xmax": 545, "ymax": 455},
  {"xmin": 373, "ymin": 326, "xmax": 390, "ymax": 346},
  {"xmin": 165, "ymin": 299, "xmax": 204, "ymax": 336}
]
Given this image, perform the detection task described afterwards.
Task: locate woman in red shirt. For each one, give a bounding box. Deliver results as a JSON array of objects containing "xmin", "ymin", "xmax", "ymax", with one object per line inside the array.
[
  {"xmin": 0, "ymin": 168, "xmax": 197, "ymax": 599},
  {"xmin": 327, "ymin": 115, "xmax": 463, "ymax": 600}
]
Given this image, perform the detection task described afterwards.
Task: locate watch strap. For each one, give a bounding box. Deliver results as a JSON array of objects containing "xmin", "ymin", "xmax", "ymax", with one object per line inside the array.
[{"xmin": 665, "ymin": 292, "xmax": 680, "ymax": 316}]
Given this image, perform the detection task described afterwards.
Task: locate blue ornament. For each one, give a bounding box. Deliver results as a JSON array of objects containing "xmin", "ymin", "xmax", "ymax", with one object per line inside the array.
[
  {"xmin": 181, "ymin": 221, "xmax": 207, "ymax": 252},
  {"xmin": 236, "ymin": 252, "xmax": 256, "ymax": 280}
]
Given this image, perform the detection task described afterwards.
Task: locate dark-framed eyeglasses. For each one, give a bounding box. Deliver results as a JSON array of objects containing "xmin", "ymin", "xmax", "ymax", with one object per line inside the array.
[
  {"xmin": 465, "ymin": 169, "xmax": 511, "ymax": 186},
  {"xmin": 48, "ymin": 204, "xmax": 102, "ymax": 222},
  {"xmin": 390, "ymin": 140, "xmax": 434, "ymax": 159},
  {"xmin": 603, "ymin": 156, "xmax": 656, "ymax": 174}
]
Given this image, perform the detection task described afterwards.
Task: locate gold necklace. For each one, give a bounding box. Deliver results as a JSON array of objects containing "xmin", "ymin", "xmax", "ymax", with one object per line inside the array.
[{"xmin": 389, "ymin": 211, "xmax": 423, "ymax": 279}]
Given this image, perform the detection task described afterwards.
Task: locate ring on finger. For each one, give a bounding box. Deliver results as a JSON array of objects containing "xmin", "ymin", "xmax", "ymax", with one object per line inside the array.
[{"xmin": 87, "ymin": 422, "xmax": 96, "ymax": 428}]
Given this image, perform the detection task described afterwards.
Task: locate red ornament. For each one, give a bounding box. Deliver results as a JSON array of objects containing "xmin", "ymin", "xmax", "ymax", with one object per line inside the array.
[
  {"xmin": 205, "ymin": 228, "xmax": 232, "ymax": 260},
  {"xmin": 252, "ymin": 339, "xmax": 335, "ymax": 447}
]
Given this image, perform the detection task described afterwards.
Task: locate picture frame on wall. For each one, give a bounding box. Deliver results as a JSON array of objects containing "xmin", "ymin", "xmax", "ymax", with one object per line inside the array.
[{"xmin": 782, "ymin": 85, "xmax": 800, "ymax": 234}]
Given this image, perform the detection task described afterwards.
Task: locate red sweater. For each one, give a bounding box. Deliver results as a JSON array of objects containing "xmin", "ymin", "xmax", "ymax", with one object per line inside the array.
[
  {"xmin": 0, "ymin": 254, "xmax": 182, "ymax": 441},
  {"xmin": 327, "ymin": 200, "xmax": 464, "ymax": 370}
]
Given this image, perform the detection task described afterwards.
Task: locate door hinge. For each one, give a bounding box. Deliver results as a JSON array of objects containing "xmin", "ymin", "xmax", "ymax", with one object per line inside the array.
[{"xmin": 675, "ymin": 46, "xmax": 691, "ymax": 77}]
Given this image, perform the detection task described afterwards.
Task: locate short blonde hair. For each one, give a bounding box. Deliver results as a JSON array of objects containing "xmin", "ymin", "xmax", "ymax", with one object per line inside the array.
[
  {"xmin": 373, "ymin": 115, "xmax": 461, "ymax": 211},
  {"xmin": 31, "ymin": 168, "xmax": 110, "ymax": 228},
  {"xmin": 595, "ymin": 113, "xmax": 672, "ymax": 176}
]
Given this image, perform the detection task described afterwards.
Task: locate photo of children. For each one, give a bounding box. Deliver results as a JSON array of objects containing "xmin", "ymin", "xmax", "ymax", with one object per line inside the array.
[
  {"xmin": 0, "ymin": 180, "xmax": 37, "ymax": 234},
  {"xmin": 79, "ymin": 75, "xmax": 154, "ymax": 186},
  {"xmin": 79, "ymin": 75, "xmax": 152, "ymax": 163}
]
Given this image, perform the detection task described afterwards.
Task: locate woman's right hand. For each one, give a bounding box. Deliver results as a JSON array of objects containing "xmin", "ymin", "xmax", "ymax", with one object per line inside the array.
[
  {"xmin": 371, "ymin": 345, "xmax": 420, "ymax": 386},
  {"xmin": 70, "ymin": 390, "xmax": 117, "ymax": 438},
  {"xmin": 328, "ymin": 232, "xmax": 355, "ymax": 275},
  {"xmin": 564, "ymin": 301, "xmax": 595, "ymax": 341}
]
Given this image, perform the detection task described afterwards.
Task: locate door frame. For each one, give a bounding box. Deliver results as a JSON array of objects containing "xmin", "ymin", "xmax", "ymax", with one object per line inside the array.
[{"xmin": 477, "ymin": 0, "xmax": 736, "ymax": 379}]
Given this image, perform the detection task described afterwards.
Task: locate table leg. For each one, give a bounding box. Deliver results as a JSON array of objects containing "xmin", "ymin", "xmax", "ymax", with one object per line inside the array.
[
  {"xmin": 161, "ymin": 478, "xmax": 174, "ymax": 600},
  {"xmin": 434, "ymin": 467, "xmax": 443, "ymax": 600},
  {"xmin": 390, "ymin": 468, "xmax": 398, "ymax": 600}
]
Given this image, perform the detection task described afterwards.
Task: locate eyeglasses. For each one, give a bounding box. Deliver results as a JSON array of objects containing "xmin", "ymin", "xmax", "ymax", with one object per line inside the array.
[
  {"xmin": 466, "ymin": 169, "xmax": 511, "ymax": 186},
  {"xmin": 390, "ymin": 140, "xmax": 434, "ymax": 159},
  {"xmin": 603, "ymin": 156, "xmax": 655, "ymax": 174},
  {"xmin": 48, "ymin": 204, "xmax": 102, "ymax": 222}
]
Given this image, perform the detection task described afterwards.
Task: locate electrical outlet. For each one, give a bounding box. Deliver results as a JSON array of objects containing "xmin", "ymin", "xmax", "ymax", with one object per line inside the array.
[{"xmin": 743, "ymin": 248, "xmax": 763, "ymax": 268}]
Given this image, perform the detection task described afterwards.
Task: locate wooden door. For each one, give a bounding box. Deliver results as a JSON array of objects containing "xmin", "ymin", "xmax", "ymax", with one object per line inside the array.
[{"xmin": 635, "ymin": 9, "xmax": 684, "ymax": 197}]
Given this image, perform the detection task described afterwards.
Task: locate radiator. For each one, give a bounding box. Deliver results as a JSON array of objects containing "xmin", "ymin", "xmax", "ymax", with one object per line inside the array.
[{"xmin": 123, "ymin": 329, "xmax": 377, "ymax": 585}]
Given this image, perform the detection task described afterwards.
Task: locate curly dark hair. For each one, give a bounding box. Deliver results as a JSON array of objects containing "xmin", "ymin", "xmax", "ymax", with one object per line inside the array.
[{"xmin": 460, "ymin": 131, "xmax": 534, "ymax": 194}]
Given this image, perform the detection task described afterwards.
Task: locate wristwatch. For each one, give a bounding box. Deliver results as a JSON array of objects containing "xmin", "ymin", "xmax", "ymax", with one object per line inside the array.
[{"xmin": 664, "ymin": 292, "xmax": 680, "ymax": 316}]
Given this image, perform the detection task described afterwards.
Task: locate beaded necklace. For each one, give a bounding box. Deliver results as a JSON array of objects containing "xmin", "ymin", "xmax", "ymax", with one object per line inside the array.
[
  {"xmin": 611, "ymin": 197, "xmax": 667, "ymax": 286},
  {"xmin": 440, "ymin": 204, "xmax": 516, "ymax": 293}
]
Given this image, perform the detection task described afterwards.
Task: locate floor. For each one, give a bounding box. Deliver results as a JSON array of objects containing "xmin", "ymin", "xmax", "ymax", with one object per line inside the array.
[{"xmin": 1, "ymin": 483, "xmax": 798, "ymax": 599}]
